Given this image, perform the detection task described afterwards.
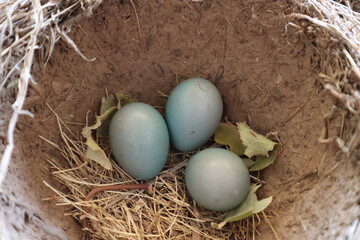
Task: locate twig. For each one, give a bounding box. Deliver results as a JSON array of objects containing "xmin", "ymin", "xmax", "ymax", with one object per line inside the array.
[
  {"xmin": 343, "ymin": 48, "xmax": 360, "ymax": 80},
  {"xmin": 262, "ymin": 212, "xmax": 280, "ymax": 240},
  {"xmin": 61, "ymin": 3, "xmax": 98, "ymax": 28},
  {"xmin": 347, "ymin": 120, "xmax": 360, "ymax": 153},
  {"xmin": 0, "ymin": 0, "xmax": 102, "ymax": 190},
  {"xmin": 325, "ymin": 84, "xmax": 357, "ymax": 114},
  {"xmin": 0, "ymin": 0, "xmax": 42, "ymax": 189},
  {"xmin": 289, "ymin": 13, "xmax": 359, "ymax": 51},
  {"xmin": 130, "ymin": 0, "xmax": 142, "ymax": 39},
  {"xmin": 285, "ymin": 103, "xmax": 305, "ymax": 123},
  {"xmin": 77, "ymin": 24, "xmax": 117, "ymax": 69},
  {"xmin": 55, "ymin": 25, "xmax": 96, "ymax": 62},
  {"xmin": 81, "ymin": 183, "xmax": 150, "ymax": 238}
]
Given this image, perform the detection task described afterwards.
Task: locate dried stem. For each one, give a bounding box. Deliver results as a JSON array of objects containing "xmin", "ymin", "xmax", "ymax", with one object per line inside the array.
[
  {"xmin": 82, "ymin": 183, "xmax": 150, "ymax": 235},
  {"xmin": 0, "ymin": 0, "xmax": 103, "ymax": 189},
  {"xmin": 0, "ymin": 0, "xmax": 43, "ymax": 188},
  {"xmin": 289, "ymin": 0, "xmax": 360, "ymax": 157}
]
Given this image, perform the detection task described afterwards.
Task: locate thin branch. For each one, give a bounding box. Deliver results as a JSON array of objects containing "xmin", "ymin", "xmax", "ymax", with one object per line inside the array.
[{"xmin": 0, "ymin": 0, "xmax": 43, "ymax": 188}]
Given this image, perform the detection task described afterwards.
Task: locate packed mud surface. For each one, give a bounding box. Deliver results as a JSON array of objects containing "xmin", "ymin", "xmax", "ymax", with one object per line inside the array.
[{"xmin": 1, "ymin": 0, "xmax": 359, "ymax": 239}]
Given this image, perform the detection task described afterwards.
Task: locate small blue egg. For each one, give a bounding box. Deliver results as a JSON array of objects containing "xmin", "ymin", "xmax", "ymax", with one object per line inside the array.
[
  {"xmin": 165, "ymin": 78, "xmax": 223, "ymax": 152},
  {"xmin": 185, "ymin": 148, "xmax": 250, "ymax": 211},
  {"xmin": 109, "ymin": 102, "xmax": 170, "ymax": 180}
]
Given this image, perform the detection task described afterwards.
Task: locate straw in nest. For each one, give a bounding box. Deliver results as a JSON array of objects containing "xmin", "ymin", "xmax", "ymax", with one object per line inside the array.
[
  {"xmin": 41, "ymin": 105, "xmax": 278, "ymax": 240},
  {"xmin": 0, "ymin": 0, "xmax": 102, "ymax": 188}
]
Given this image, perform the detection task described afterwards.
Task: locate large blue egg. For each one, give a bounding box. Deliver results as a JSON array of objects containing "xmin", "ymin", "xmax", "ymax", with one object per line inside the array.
[
  {"xmin": 185, "ymin": 148, "xmax": 250, "ymax": 211},
  {"xmin": 165, "ymin": 78, "xmax": 223, "ymax": 152},
  {"xmin": 109, "ymin": 102, "xmax": 170, "ymax": 180}
]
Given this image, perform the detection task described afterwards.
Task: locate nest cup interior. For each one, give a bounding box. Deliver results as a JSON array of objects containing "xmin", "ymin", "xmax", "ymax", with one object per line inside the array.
[{"xmin": 1, "ymin": 0, "xmax": 360, "ymax": 240}]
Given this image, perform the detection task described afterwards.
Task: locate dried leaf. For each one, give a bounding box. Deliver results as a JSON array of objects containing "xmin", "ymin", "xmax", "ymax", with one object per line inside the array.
[
  {"xmin": 100, "ymin": 94, "xmax": 116, "ymax": 115},
  {"xmin": 82, "ymin": 93, "xmax": 134, "ymax": 170},
  {"xmin": 214, "ymin": 123, "xmax": 246, "ymax": 156},
  {"xmin": 97, "ymin": 94, "xmax": 135, "ymax": 137},
  {"xmin": 116, "ymin": 93, "xmax": 134, "ymax": 108},
  {"xmin": 211, "ymin": 184, "xmax": 272, "ymax": 229},
  {"xmin": 238, "ymin": 123, "xmax": 277, "ymax": 158},
  {"xmin": 242, "ymin": 158, "xmax": 255, "ymax": 168},
  {"xmin": 96, "ymin": 95, "xmax": 117, "ymax": 137},
  {"xmin": 252, "ymin": 196, "xmax": 273, "ymax": 213},
  {"xmin": 82, "ymin": 107, "xmax": 117, "ymax": 170},
  {"xmin": 250, "ymin": 144, "xmax": 281, "ymax": 171}
]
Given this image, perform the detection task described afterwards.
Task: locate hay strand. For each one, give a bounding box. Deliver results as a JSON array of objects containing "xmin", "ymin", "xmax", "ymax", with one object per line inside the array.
[
  {"xmin": 41, "ymin": 107, "xmax": 268, "ymax": 240},
  {"xmin": 0, "ymin": 0, "xmax": 102, "ymax": 188},
  {"xmin": 0, "ymin": 0, "xmax": 360, "ymax": 238},
  {"xmin": 0, "ymin": 0, "xmax": 43, "ymax": 188},
  {"xmin": 289, "ymin": 0, "xmax": 360, "ymax": 157}
]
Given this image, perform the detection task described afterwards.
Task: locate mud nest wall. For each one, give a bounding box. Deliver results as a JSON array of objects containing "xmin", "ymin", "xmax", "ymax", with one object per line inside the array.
[{"xmin": 0, "ymin": 0, "xmax": 360, "ymax": 239}]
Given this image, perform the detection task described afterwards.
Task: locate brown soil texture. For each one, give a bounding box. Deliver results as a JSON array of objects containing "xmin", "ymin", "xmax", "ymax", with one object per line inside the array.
[{"xmin": 1, "ymin": 0, "xmax": 359, "ymax": 239}]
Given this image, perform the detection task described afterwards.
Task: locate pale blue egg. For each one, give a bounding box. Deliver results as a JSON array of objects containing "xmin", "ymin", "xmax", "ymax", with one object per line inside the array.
[
  {"xmin": 109, "ymin": 102, "xmax": 170, "ymax": 180},
  {"xmin": 185, "ymin": 148, "xmax": 250, "ymax": 211},
  {"xmin": 165, "ymin": 78, "xmax": 223, "ymax": 152}
]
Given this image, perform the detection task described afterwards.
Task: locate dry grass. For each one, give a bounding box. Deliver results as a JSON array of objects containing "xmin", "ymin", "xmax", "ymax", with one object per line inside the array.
[
  {"xmin": 288, "ymin": 0, "xmax": 360, "ymax": 157},
  {"xmin": 41, "ymin": 107, "xmax": 267, "ymax": 240},
  {"xmin": 0, "ymin": 0, "xmax": 102, "ymax": 188},
  {"xmin": 1, "ymin": 0, "xmax": 360, "ymax": 238},
  {"xmin": 2, "ymin": 1, "xmax": 360, "ymax": 188},
  {"xmin": 0, "ymin": 0, "xmax": 359, "ymax": 185}
]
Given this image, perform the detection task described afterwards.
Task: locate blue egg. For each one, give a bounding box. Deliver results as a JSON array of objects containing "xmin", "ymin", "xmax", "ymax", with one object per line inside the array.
[
  {"xmin": 109, "ymin": 102, "xmax": 170, "ymax": 180},
  {"xmin": 165, "ymin": 78, "xmax": 223, "ymax": 152},
  {"xmin": 185, "ymin": 148, "xmax": 250, "ymax": 211}
]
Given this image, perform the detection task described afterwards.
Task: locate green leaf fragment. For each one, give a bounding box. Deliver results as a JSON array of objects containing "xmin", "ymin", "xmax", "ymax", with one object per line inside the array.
[
  {"xmin": 211, "ymin": 184, "xmax": 272, "ymax": 229},
  {"xmin": 211, "ymin": 123, "xmax": 278, "ymax": 228},
  {"xmin": 96, "ymin": 113, "xmax": 116, "ymax": 137},
  {"xmin": 100, "ymin": 94, "xmax": 117, "ymax": 115},
  {"xmin": 82, "ymin": 92, "xmax": 134, "ymax": 170},
  {"xmin": 214, "ymin": 123, "xmax": 246, "ymax": 156},
  {"xmin": 242, "ymin": 158, "xmax": 255, "ymax": 168},
  {"xmin": 250, "ymin": 144, "xmax": 281, "ymax": 171},
  {"xmin": 116, "ymin": 93, "xmax": 135, "ymax": 108},
  {"xmin": 97, "ymin": 94, "xmax": 135, "ymax": 137},
  {"xmin": 214, "ymin": 122, "xmax": 280, "ymax": 169},
  {"xmin": 97, "ymin": 95, "xmax": 117, "ymax": 137},
  {"xmin": 82, "ymin": 107, "xmax": 116, "ymax": 170},
  {"xmin": 252, "ymin": 196, "xmax": 273, "ymax": 213},
  {"xmin": 238, "ymin": 122, "xmax": 277, "ymax": 158}
]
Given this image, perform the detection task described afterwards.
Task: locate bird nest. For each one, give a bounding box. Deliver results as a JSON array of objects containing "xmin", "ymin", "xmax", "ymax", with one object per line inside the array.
[{"xmin": 1, "ymin": 0, "xmax": 360, "ymax": 239}]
